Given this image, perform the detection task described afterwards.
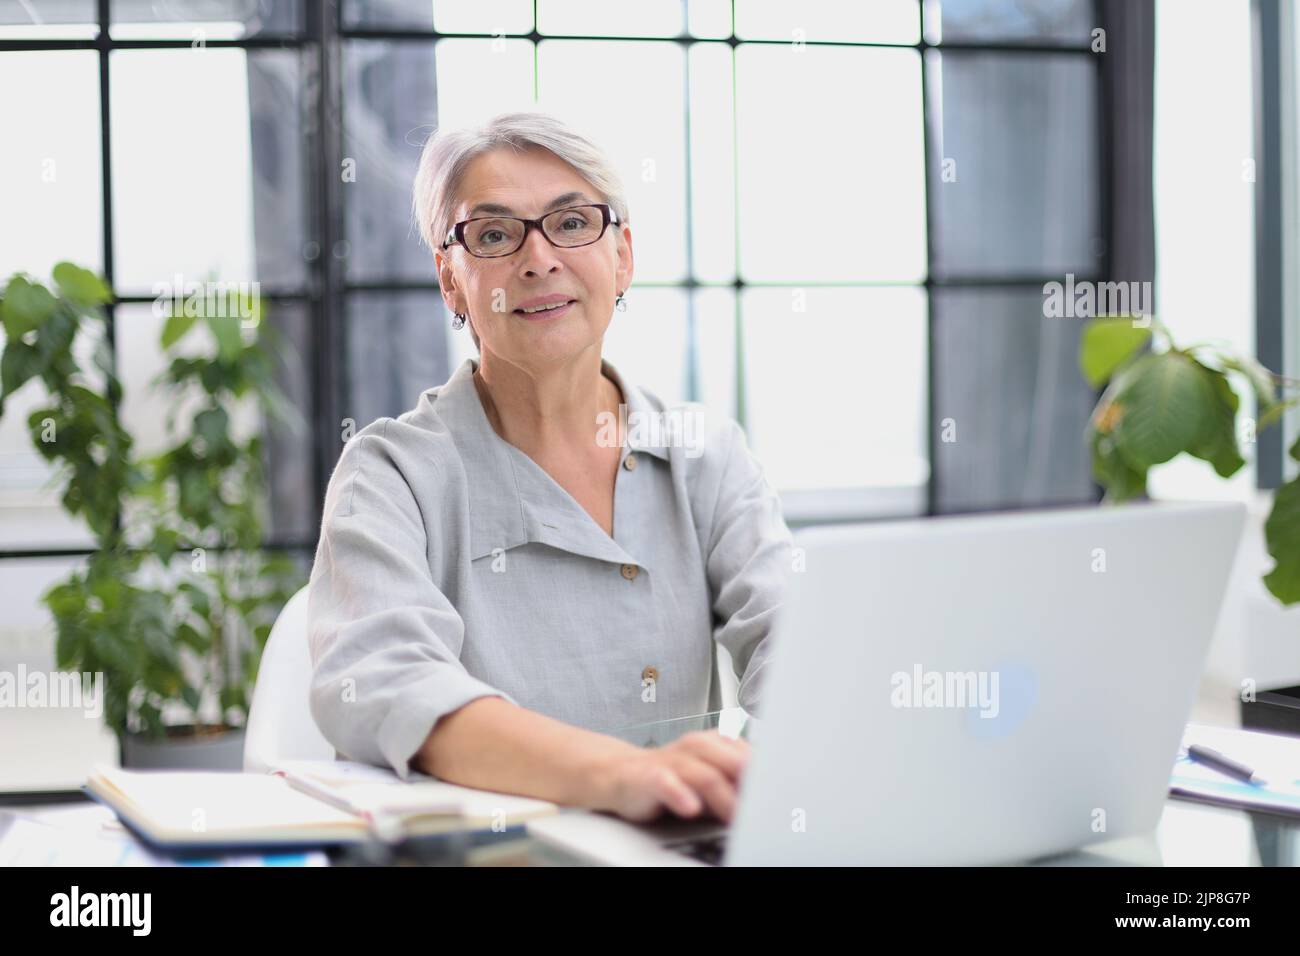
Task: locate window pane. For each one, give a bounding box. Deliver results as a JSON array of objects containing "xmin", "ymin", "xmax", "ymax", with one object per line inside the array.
[
  {"xmin": 345, "ymin": 291, "xmax": 452, "ymax": 432},
  {"xmin": 931, "ymin": 287, "xmax": 1096, "ymax": 513},
  {"xmin": 259, "ymin": 301, "xmax": 316, "ymax": 543},
  {"xmin": 117, "ymin": 299, "xmax": 314, "ymax": 543},
  {"xmin": 928, "ymin": 50, "xmax": 1100, "ymax": 278},
  {"xmin": 537, "ymin": 40, "xmax": 688, "ymax": 283},
  {"xmin": 434, "ymin": 38, "xmax": 537, "ymax": 131},
  {"xmin": 1150, "ymin": 0, "xmax": 1258, "ymax": 501},
  {"xmin": 0, "ymin": 0, "xmax": 97, "ymax": 38},
  {"xmin": 347, "ymin": 0, "xmax": 540, "ymax": 33},
  {"xmin": 110, "ymin": 0, "xmax": 301, "ymax": 39},
  {"xmin": 112, "ymin": 47, "xmax": 261, "ymax": 292},
  {"xmin": 0, "ymin": 118, "xmax": 107, "ymax": 553},
  {"xmin": 343, "ymin": 39, "xmax": 441, "ymax": 283},
  {"xmin": 688, "ymin": 0, "xmax": 732, "ymax": 39},
  {"xmin": 742, "ymin": 286, "xmax": 928, "ymax": 490},
  {"xmin": 928, "ymin": 0, "xmax": 1095, "ymax": 44},
  {"xmin": 438, "ymin": 0, "xmax": 534, "ymax": 34},
  {"xmin": 735, "ymin": 0, "xmax": 920, "ymax": 45},
  {"xmin": 0, "ymin": 557, "xmax": 120, "ymax": 791},
  {"xmin": 115, "ymin": 303, "xmax": 262, "ymax": 461},
  {"xmin": 689, "ymin": 42, "xmax": 735, "ymax": 282},
  {"xmin": 111, "ymin": 48, "xmax": 308, "ymax": 295},
  {"xmin": 694, "ymin": 286, "xmax": 738, "ymax": 421},
  {"xmin": 0, "ymin": 52, "xmax": 102, "ymax": 282},
  {"xmin": 0, "ymin": 325, "xmax": 101, "ymax": 550},
  {"xmin": 736, "ymin": 45, "xmax": 926, "ymax": 282},
  {"xmin": 248, "ymin": 49, "xmax": 311, "ymax": 290},
  {"xmin": 538, "ymin": 0, "xmax": 684, "ymax": 37},
  {"xmin": 345, "ymin": 0, "xmax": 533, "ymax": 32},
  {"xmin": 602, "ymin": 287, "xmax": 689, "ymax": 404}
]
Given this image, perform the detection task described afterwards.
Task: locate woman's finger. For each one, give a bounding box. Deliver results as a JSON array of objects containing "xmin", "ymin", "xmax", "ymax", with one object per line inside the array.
[
  {"xmin": 671, "ymin": 754, "xmax": 739, "ymax": 822},
  {"xmin": 649, "ymin": 764, "xmax": 702, "ymax": 818}
]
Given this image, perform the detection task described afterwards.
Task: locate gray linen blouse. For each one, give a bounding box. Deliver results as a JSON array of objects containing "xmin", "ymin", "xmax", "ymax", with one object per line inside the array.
[{"xmin": 306, "ymin": 356, "xmax": 795, "ymax": 778}]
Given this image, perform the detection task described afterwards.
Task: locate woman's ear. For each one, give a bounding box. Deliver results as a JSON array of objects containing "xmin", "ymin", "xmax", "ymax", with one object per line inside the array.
[
  {"xmin": 434, "ymin": 251, "xmax": 460, "ymax": 314},
  {"xmin": 614, "ymin": 222, "xmax": 634, "ymax": 297}
]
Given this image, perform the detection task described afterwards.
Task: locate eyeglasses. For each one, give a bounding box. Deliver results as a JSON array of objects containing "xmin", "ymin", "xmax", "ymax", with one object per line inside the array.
[{"xmin": 442, "ymin": 203, "xmax": 619, "ymax": 258}]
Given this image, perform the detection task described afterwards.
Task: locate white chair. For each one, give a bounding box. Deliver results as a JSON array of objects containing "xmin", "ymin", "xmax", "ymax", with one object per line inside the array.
[{"xmin": 243, "ymin": 585, "xmax": 335, "ymax": 772}]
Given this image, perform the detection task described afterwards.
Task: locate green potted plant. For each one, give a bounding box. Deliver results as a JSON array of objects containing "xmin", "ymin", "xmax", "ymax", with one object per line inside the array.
[
  {"xmin": 1080, "ymin": 315, "xmax": 1298, "ymax": 606},
  {"xmin": 0, "ymin": 263, "xmax": 307, "ymax": 769}
]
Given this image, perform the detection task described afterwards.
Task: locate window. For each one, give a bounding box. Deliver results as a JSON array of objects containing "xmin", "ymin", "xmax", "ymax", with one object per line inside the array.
[
  {"xmin": 1150, "ymin": 0, "xmax": 1256, "ymax": 502},
  {"xmin": 0, "ymin": 0, "xmax": 1117, "ymax": 565},
  {"xmin": 0, "ymin": 1, "xmax": 313, "ymax": 558}
]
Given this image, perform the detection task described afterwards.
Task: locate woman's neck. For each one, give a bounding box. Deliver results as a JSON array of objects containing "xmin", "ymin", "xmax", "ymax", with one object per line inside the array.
[{"xmin": 472, "ymin": 350, "xmax": 624, "ymax": 456}]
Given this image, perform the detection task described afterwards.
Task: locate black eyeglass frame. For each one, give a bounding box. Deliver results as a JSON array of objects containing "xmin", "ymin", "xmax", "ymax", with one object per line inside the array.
[{"xmin": 441, "ymin": 203, "xmax": 620, "ymax": 257}]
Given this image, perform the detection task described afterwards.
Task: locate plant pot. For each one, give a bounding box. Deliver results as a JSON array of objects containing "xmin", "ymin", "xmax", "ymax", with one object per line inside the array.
[{"xmin": 119, "ymin": 726, "xmax": 246, "ymax": 770}]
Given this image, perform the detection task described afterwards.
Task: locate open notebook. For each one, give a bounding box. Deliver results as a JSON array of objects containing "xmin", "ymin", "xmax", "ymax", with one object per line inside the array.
[
  {"xmin": 84, "ymin": 759, "xmax": 558, "ymax": 851},
  {"xmin": 1168, "ymin": 722, "xmax": 1300, "ymax": 817}
]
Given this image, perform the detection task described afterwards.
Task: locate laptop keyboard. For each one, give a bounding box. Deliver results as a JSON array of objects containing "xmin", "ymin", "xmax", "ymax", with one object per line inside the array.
[{"xmin": 664, "ymin": 832, "xmax": 728, "ymax": 866}]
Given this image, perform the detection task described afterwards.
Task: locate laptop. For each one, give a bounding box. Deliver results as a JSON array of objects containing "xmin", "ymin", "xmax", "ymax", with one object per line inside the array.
[{"xmin": 527, "ymin": 500, "xmax": 1247, "ymax": 865}]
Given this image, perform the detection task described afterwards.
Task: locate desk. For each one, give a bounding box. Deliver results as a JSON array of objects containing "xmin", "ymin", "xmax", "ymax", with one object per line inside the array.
[{"xmin": 6, "ymin": 708, "xmax": 1300, "ymax": 866}]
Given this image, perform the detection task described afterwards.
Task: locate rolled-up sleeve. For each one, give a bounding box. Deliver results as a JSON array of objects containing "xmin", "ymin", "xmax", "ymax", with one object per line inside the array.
[
  {"xmin": 703, "ymin": 419, "xmax": 796, "ymax": 714},
  {"xmin": 306, "ymin": 421, "xmax": 517, "ymax": 779}
]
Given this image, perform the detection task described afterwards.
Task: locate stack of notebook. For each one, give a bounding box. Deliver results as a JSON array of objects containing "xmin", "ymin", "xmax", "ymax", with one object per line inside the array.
[{"xmin": 84, "ymin": 759, "xmax": 558, "ymax": 851}]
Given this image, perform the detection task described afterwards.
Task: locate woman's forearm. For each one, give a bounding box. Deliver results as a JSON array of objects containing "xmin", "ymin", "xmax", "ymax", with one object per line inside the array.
[{"xmin": 411, "ymin": 696, "xmax": 641, "ymax": 809}]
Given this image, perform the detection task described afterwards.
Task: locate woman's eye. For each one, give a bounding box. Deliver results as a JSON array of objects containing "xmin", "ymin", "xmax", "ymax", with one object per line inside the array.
[{"xmin": 480, "ymin": 230, "xmax": 504, "ymax": 243}]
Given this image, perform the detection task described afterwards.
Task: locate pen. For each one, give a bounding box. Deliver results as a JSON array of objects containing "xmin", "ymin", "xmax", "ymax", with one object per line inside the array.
[
  {"xmin": 1186, "ymin": 744, "xmax": 1268, "ymax": 786},
  {"xmin": 278, "ymin": 770, "xmax": 362, "ymax": 817},
  {"xmin": 278, "ymin": 771, "xmax": 411, "ymax": 844}
]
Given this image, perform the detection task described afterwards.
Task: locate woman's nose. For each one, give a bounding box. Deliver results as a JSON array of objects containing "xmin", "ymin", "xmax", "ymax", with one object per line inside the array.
[{"xmin": 516, "ymin": 224, "xmax": 563, "ymax": 274}]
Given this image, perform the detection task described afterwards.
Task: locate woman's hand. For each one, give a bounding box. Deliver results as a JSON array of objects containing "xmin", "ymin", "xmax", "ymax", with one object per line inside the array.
[{"xmin": 592, "ymin": 730, "xmax": 752, "ymax": 824}]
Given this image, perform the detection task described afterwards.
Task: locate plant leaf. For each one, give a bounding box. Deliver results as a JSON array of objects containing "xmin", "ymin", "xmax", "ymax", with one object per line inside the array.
[
  {"xmin": 1, "ymin": 275, "xmax": 57, "ymax": 337},
  {"xmin": 193, "ymin": 405, "xmax": 230, "ymax": 451},
  {"xmin": 1079, "ymin": 317, "xmax": 1153, "ymax": 388},
  {"xmin": 161, "ymin": 312, "xmax": 198, "ymax": 350},
  {"xmin": 1187, "ymin": 364, "xmax": 1246, "ymax": 478},
  {"xmin": 1263, "ymin": 474, "xmax": 1300, "ymax": 605},
  {"xmin": 1109, "ymin": 352, "xmax": 1217, "ymax": 470},
  {"xmin": 51, "ymin": 262, "xmax": 112, "ymax": 307},
  {"xmin": 0, "ymin": 341, "xmax": 42, "ymax": 410},
  {"xmin": 180, "ymin": 686, "xmax": 202, "ymax": 712},
  {"xmin": 1091, "ymin": 433, "xmax": 1148, "ymax": 501},
  {"xmin": 1219, "ymin": 354, "xmax": 1277, "ymax": 415},
  {"xmin": 207, "ymin": 314, "xmax": 243, "ymax": 363}
]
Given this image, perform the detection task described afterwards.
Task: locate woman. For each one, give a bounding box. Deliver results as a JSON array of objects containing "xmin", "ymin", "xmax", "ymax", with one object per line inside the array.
[{"xmin": 307, "ymin": 112, "xmax": 794, "ymax": 824}]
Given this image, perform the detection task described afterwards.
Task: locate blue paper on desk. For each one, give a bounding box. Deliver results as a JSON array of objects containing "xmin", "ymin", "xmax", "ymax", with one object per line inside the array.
[{"xmin": 1169, "ymin": 722, "xmax": 1300, "ymax": 816}]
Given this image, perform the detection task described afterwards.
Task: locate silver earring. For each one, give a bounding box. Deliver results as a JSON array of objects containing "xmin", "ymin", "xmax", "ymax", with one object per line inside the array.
[
  {"xmin": 615, "ymin": 290, "xmax": 627, "ymax": 312},
  {"xmin": 451, "ymin": 311, "xmax": 466, "ymax": 330}
]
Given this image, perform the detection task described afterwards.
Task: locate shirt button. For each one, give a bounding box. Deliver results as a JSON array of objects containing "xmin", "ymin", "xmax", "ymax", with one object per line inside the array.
[
  {"xmin": 642, "ymin": 665, "xmax": 659, "ymax": 683},
  {"xmin": 623, "ymin": 453, "xmax": 638, "ymax": 471},
  {"xmin": 620, "ymin": 563, "xmax": 639, "ymax": 581}
]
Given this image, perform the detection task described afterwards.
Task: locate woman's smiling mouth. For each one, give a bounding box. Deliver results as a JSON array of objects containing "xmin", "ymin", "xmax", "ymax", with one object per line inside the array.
[{"xmin": 513, "ymin": 298, "xmax": 577, "ymax": 320}]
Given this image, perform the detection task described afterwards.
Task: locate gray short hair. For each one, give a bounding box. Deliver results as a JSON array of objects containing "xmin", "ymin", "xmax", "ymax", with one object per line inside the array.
[{"xmin": 412, "ymin": 110, "xmax": 631, "ymax": 256}]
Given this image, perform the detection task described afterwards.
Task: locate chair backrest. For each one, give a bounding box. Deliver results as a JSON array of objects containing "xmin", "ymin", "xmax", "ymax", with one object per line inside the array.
[{"xmin": 243, "ymin": 585, "xmax": 335, "ymax": 772}]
